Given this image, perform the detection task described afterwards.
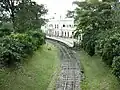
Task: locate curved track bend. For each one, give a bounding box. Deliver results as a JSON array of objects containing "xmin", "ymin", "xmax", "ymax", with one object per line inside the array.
[{"xmin": 47, "ymin": 40, "xmax": 81, "ymax": 90}]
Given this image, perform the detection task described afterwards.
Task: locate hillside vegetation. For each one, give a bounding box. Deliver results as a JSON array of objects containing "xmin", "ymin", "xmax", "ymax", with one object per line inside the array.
[
  {"xmin": 0, "ymin": 43, "xmax": 60, "ymax": 90},
  {"xmin": 74, "ymin": 0, "xmax": 120, "ymax": 80}
]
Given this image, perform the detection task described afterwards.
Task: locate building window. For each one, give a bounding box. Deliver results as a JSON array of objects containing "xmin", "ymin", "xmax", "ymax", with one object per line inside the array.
[
  {"xmin": 55, "ymin": 24, "xmax": 56, "ymax": 28},
  {"xmin": 69, "ymin": 25, "xmax": 71, "ymax": 27},
  {"xmin": 63, "ymin": 24, "xmax": 65, "ymax": 27},
  {"xmin": 72, "ymin": 32, "xmax": 74, "ymax": 35},
  {"xmin": 57, "ymin": 24, "xmax": 59, "ymax": 28},
  {"xmin": 68, "ymin": 32, "xmax": 69, "ymax": 37}
]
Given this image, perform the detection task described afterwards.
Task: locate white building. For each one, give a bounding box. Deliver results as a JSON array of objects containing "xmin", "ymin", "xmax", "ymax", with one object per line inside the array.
[{"xmin": 43, "ymin": 18, "xmax": 75, "ymax": 38}]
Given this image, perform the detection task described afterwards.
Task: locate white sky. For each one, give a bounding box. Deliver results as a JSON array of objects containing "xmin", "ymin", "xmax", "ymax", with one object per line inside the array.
[
  {"xmin": 33, "ymin": 0, "xmax": 120, "ymax": 18},
  {"xmin": 33, "ymin": 0, "xmax": 84, "ymax": 19}
]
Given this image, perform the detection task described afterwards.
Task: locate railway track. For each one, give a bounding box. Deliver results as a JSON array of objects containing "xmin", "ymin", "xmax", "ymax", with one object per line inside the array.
[
  {"xmin": 46, "ymin": 40, "xmax": 81, "ymax": 90},
  {"xmin": 55, "ymin": 42, "xmax": 81, "ymax": 90}
]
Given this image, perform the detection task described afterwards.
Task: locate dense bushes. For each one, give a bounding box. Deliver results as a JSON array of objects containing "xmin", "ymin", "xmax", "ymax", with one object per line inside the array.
[
  {"xmin": 0, "ymin": 36, "xmax": 25, "ymax": 65},
  {"xmin": 84, "ymin": 41, "xmax": 95, "ymax": 56},
  {"xmin": 101, "ymin": 36, "xmax": 119, "ymax": 65},
  {"xmin": 112, "ymin": 56, "xmax": 120, "ymax": 79},
  {"xmin": 0, "ymin": 28, "xmax": 12, "ymax": 37},
  {"xmin": 0, "ymin": 0, "xmax": 47, "ymax": 67},
  {"xmin": 0, "ymin": 30, "xmax": 45, "ymax": 66},
  {"xmin": 74, "ymin": 1, "xmax": 120, "ymax": 79},
  {"xmin": 27, "ymin": 30, "xmax": 46, "ymax": 47},
  {"xmin": 96, "ymin": 34, "xmax": 120, "ymax": 78}
]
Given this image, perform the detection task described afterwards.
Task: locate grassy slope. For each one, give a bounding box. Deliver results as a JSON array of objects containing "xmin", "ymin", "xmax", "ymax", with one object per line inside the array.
[
  {"xmin": 0, "ymin": 43, "xmax": 60, "ymax": 90},
  {"xmin": 80, "ymin": 50, "xmax": 120, "ymax": 90}
]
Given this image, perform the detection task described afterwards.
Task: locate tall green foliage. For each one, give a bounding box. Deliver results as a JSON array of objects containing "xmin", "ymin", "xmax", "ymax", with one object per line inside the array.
[
  {"xmin": 0, "ymin": 0, "xmax": 47, "ymax": 67},
  {"xmin": 74, "ymin": 0, "xmax": 120, "ymax": 79},
  {"xmin": 0, "ymin": 0, "xmax": 48, "ymax": 32},
  {"xmin": 74, "ymin": 1, "xmax": 113, "ymax": 56},
  {"xmin": 0, "ymin": 31, "xmax": 45, "ymax": 66},
  {"xmin": 15, "ymin": 1, "xmax": 48, "ymax": 33}
]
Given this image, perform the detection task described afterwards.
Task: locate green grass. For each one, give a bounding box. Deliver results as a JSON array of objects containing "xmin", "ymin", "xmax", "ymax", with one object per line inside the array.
[
  {"xmin": 80, "ymin": 50, "xmax": 120, "ymax": 90},
  {"xmin": 0, "ymin": 43, "xmax": 60, "ymax": 90}
]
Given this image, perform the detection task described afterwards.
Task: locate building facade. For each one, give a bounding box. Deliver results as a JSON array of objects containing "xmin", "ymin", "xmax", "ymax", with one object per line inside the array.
[{"xmin": 43, "ymin": 18, "xmax": 75, "ymax": 38}]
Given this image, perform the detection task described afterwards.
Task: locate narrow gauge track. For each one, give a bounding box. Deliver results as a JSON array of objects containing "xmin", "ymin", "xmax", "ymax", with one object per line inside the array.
[{"xmin": 47, "ymin": 40, "xmax": 81, "ymax": 90}]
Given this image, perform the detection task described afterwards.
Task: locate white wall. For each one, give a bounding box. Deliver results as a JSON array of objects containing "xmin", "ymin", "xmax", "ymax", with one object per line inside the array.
[{"xmin": 44, "ymin": 18, "xmax": 75, "ymax": 38}]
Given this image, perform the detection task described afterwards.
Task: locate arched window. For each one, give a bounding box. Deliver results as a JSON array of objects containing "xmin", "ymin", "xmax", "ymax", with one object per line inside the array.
[
  {"xmin": 55, "ymin": 24, "xmax": 56, "ymax": 28},
  {"xmin": 57, "ymin": 24, "xmax": 59, "ymax": 28}
]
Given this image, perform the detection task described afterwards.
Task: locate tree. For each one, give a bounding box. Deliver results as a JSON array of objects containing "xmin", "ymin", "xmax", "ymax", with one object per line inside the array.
[
  {"xmin": 74, "ymin": 1, "xmax": 113, "ymax": 56},
  {"xmin": 0, "ymin": 0, "xmax": 48, "ymax": 33},
  {"xmin": 0, "ymin": 0, "xmax": 47, "ymax": 67},
  {"xmin": 74, "ymin": 0, "xmax": 120, "ymax": 79},
  {"xmin": 0, "ymin": 0, "xmax": 21, "ymax": 28},
  {"xmin": 14, "ymin": 1, "xmax": 48, "ymax": 33},
  {"xmin": 66, "ymin": 10, "xmax": 75, "ymax": 18}
]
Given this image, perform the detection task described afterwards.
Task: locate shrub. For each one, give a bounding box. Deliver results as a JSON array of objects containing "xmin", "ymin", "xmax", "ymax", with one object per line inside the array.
[
  {"xmin": 102, "ymin": 36, "xmax": 120, "ymax": 66},
  {"xmin": 85, "ymin": 41, "xmax": 95, "ymax": 56},
  {"xmin": 0, "ymin": 22, "xmax": 13, "ymax": 29},
  {"xmin": 0, "ymin": 30, "xmax": 45, "ymax": 66},
  {"xmin": 0, "ymin": 36, "xmax": 24, "ymax": 65},
  {"xmin": 95, "ymin": 39, "xmax": 105, "ymax": 56},
  {"xmin": 112, "ymin": 56, "xmax": 120, "ymax": 79},
  {"xmin": 0, "ymin": 28, "xmax": 12, "ymax": 37},
  {"xmin": 102, "ymin": 47, "xmax": 114, "ymax": 66},
  {"xmin": 27, "ymin": 30, "xmax": 45, "ymax": 47},
  {"xmin": 9, "ymin": 33, "xmax": 34, "ymax": 54}
]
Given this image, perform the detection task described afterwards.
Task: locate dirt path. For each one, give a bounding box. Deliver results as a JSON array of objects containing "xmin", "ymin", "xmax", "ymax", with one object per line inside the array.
[{"xmin": 47, "ymin": 40, "xmax": 81, "ymax": 90}]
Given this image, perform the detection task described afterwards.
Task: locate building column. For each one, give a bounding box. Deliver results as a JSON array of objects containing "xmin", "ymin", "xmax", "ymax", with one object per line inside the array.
[
  {"xmin": 63, "ymin": 31, "xmax": 66, "ymax": 38},
  {"xmin": 59, "ymin": 31, "xmax": 62, "ymax": 37}
]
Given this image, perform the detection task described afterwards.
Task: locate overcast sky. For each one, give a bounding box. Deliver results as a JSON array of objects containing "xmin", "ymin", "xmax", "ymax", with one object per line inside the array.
[
  {"xmin": 32, "ymin": 0, "xmax": 84, "ymax": 18},
  {"xmin": 32, "ymin": 0, "xmax": 120, "ymax": 18}
]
